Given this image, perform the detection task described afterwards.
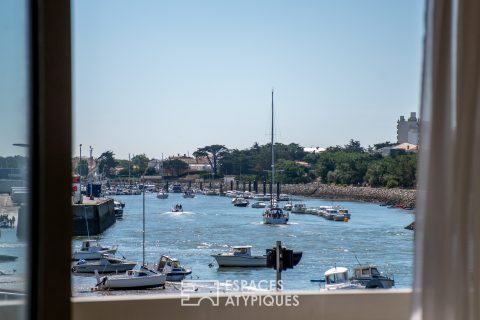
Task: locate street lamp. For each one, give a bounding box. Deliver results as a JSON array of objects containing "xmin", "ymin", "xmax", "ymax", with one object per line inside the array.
[{"xmin": 79, "ymin": 144, "xmax": 82, "ymax": 176}]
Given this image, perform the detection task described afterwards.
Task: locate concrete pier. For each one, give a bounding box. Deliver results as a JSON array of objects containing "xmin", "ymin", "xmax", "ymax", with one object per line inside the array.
[{"xmin": 72, "ymin": 197, "xmax": 116, "ymax": 236}]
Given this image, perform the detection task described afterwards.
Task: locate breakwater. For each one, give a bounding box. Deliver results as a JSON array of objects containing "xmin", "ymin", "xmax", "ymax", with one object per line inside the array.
[
  {"xmin": 281, "ymin": 183, "xmax": 416, "ymax": 208},
  {"xmin": 72, "ymin": 197, "xmax": 116, "ymax": 236}
]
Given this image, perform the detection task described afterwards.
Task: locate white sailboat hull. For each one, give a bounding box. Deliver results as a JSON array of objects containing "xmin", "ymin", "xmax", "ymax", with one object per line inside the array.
[
  {"xmin": 263, "ymin": 216, "xmax": 288, "ymax": 224},
  {"xmin": 99, "ymin": 273, "xmax": 166, "ymax": 290}
]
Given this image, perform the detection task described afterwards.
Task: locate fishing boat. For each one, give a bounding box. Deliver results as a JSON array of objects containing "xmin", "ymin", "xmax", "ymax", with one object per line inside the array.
[
  {"xmin": 350, "ymin": 265, "xmax": 395, "ymax": 289},
  {"xmin": 72, "ymin": 240, "xmax": 118, "ymax": 260},
  {"xmin": 94, "ymin": 185, "xmax": 166, "ymax": 290},
  {"xmin": 282, "ymin": 202, "xmax": 293, "ymax": 211},
  {"xmin": 153, "ymin": 255, "xmax": 192, "ymax": 281},
  {"xmin": 212, "ymin": 246, "xmax": 267, "ymax": 267},
  {"xmin": 262, "ymin": 90, "xmax": 289, "ymax": 225},
  {"xmin": 72, "ymin": 255, "xmax": 136, "ymax": 273}
]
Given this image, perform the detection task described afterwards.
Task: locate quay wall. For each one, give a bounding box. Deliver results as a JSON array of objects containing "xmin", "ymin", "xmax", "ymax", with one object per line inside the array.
[
  {"xmin": 281, "ymin": 183, "xmax": 416, "ymax": 208},
  {"xmin": 72, "ymin": 198, "xmax": 116, "ymax": 236}
]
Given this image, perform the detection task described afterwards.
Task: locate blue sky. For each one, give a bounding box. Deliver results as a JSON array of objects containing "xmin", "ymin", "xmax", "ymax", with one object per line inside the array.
[
  {"xmin": 0, "ymin": 0, "xmax": 28, "ymax": 157},
  {"xmin": 75, "ymin": 0, "xmax": 422, "ymax": 159}
]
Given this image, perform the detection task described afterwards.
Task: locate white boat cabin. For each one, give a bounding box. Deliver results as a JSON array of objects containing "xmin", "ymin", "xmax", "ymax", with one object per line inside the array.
[
  {"xmin": 324, "ymin": 267, "xmax": 349, "ymax": 285},
  {"xmin": 231, "ymin": 246, "xmax": 252, "ymax": 256},
  {"xmin": 80, "ymin": 240, "xmax": 104, "ymax": 252}
]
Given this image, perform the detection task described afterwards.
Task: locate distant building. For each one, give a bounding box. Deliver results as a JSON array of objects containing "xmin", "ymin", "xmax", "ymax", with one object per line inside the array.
[
  {"xmin": 397, "ymin": 112, "xmax": 419, "ymax": 144},
  {"xmin": 148, "ymin": 159, "xmax": 163, "ymax": 175},
  {"xmin": 303, "ymin": 147, "xmax": 326, "ymax": 154}
]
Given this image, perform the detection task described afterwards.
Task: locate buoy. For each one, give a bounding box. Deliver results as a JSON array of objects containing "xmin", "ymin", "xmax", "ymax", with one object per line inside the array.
[{"xmin": 344, "ymin": 217, "xmax": 349, "ymax": 222}]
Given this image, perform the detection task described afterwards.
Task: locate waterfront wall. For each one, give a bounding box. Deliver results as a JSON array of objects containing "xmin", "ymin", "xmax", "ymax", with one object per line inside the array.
[
  {"xmin": 72, "ymin": 198, "xmax": 116, "ymax": 236},
  {"xmin": 281, "ymin": 183, "xmax": 416, "ymax": 208}
]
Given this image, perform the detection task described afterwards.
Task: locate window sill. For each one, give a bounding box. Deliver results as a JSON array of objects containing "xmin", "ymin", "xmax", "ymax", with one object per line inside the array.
[{"xmin": 71, "ymin": 289, "xmax": 411, "ymax": 320}]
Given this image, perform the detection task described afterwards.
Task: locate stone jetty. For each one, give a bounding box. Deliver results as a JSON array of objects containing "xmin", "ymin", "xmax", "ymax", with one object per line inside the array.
[{"xmin": 281, "ymin": 183, "xmax": 416, "ymax": 208}]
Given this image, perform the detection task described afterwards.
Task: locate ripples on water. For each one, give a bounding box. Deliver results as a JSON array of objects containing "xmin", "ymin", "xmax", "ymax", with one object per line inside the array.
[{"xmin": 71, "ymin": 193, "xmax": 414, "ymax": 295}]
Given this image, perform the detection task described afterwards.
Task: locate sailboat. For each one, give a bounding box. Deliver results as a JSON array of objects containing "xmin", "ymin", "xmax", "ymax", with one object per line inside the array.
[
  {"xmin": 95, "ymin": 185, "xmax": 167, "ymax": 290},
  {"xmin": 262, "ymin": 90, "xmax": 289, "ymax": 225}
]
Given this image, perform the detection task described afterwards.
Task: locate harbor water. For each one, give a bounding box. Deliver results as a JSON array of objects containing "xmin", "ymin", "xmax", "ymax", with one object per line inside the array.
[{"xmin": 72, "ymin": 193, "xmax": 414, "ymax": 296}]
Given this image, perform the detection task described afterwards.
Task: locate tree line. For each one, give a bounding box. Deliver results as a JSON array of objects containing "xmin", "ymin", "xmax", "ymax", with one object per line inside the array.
[{"xmin": 83, "ymin": 139, "xmax": 417, "ymax": 189}]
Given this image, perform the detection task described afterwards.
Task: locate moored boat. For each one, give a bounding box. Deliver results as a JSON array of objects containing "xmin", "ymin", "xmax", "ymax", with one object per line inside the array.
[
  {"xmin": 154, "ymin": 255, "xmax": 192, "ymax": 281},
  {"xmin": 251, "ymin": 201, "xmax": 267, "ymax": 208},
  {"xmin": 95, "ymin": 266, "xmax": 166, "ymax": 290},
  {"xmin": 72, "ymin": 240, "xmax": 118, "ymax": 260},
  {"xmin": 291, "ymin": 203, "xmax": 306, "ymax": 214},
  {"xmin": 212, "ymin": 246, "xmax": 266, "ymax": 267},
  {"xmin": 233, "ymin": 198, "xmax": 249, "ymax": 207},
  {"xmin": 72, "ymin": 255, "xmax": 136, "ymax": 273},
  {"xmin": 350, "ymin": 265, "xmax": 394, "ymax": 289},
  {"xmin": 324, "ymin": 267, "xmax": 364, "ymax": 290}
]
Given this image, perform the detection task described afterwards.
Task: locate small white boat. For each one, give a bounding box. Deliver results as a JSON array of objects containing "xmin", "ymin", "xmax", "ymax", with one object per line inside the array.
[
  {"xmin": 171, "ymin": 204, "xmax": 183, "ymax": 212},
  {"xmin": 283, "ymin": 202, "xmax": 293, "ymax": 211},
  {"xmin": 72, "ymin": 255, "xmax": 136, "ymax": 273},
  {"xmin": 154, "ymin": 255, "xmax": 192, "ymax": 281},
  {"xmin": 156, "ymin": 190, "xmax": 169, "ymax": 199},
  {"xmin": 72, "ymin": 240, "xmax": 118, "ymax": 260},
  {"xmin": 324, "ymin": 267, "xmax": 364, "ymax": 290},
  {"xmin": 305, "ymin": 207, "xmax": 318, "ymax": 214},
  {"xmin": 251, "ymin": 201, "xmax": 267, "ymax": 208},
  {"xmin": 212, "ymin": 246, "xmax": 267, "ymax": 267},
  {"xmin": 182, "ymin": 190, "xmax": 195, "ymax": 198},
  {"xmin": 233, "ymin": 198, "xmax": 249, "ymax": 207},
  {"xmin": 95, "ymin": 266, "xmax": 166, "ymax": 290},
  {"xmin": 291, "ymin": 203, "xmax": 306, "ymax": 214},
  {"xmin": 114, "ymin": 200, "xmax": 124, "ymax": 218}
]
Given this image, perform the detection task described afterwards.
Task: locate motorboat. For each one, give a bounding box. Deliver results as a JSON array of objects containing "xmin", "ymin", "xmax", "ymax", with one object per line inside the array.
[
  {"xmin": 72, "ymin": 255, "xmax": 136, "ymax": 273},
  {"xmin": 171, "ymin": 204, "xmax": 183, "ymax": 212},
  {"xmin": 72, "ymin": 240, "xmax": 118, "ymax": 260},
  {"xmin": 233, "ymin": 198, "xmax": 249, "ymax": 207},
  {"xmin": 154, "ymin": 255, "xmax": 192, "ymax": 281},
  {"xmin": 283, "ymin": 202, "xmax": 293, "ymax": 211},
  {"xmin": 251, "ymin": 201, "xmax": 267, "ymax": 209},
  {"xmin": 183, "ymin": 190, "xmax": 195, "ymax": 198},
  {"xmin": 212, "ymin": 246, "xmax": 267, "ymax": 267},
  {"xmin": 291, "ymin": 203, "xmax": 307, "ymax": 214},
  {"xmin": 338, "ymin": 208, "xmax": 351, "ymax": 219},
  {"xmin": 324, "ymin": 267, "xmax": 364, "ymax": 290},
  {"xmin": 95, "ymin": 265, "xmax": 166, "ymax": 290},
  {"xmin": 305, "ymin": 207, "xmax": 318, "ymax": 214},
  {"xmin": 114, "ymin": 200, "xmax": 124, "ymax": 218},
  {"xmin": 156, "ymin": 190, "xmax": 169, "ymax": 199},
  {"xmin": 263, "ymin": 206, "xmax": 289, "ymax": 224},
  {"xmin": 350, "ymin": 265, "xmax": 394, "ymax": 289}
]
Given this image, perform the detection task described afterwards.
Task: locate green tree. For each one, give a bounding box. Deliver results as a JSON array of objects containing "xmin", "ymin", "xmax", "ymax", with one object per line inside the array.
[
  {"xmin": 193, "ymin": 145, "xmax": 227, "ymax": 176},
  {"xmin": 97, "ymin": 151, "xmax": 117, "ymax": 178},
  {"xmin": 163, "ymin": 159, "xmax": 189, "ymax": 177},
  {"xmin": 131, "ymin": 154, "xmax": 149, "ymax": 176},
  {"xmin": 145, "ymin": 167, "xmax": 157, "ymax": 176}
]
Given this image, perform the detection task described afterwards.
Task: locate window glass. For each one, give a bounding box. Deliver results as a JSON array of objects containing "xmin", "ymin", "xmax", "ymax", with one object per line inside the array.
[
  {"xmin": 72, "ymin": 0, "xmax": 423, "ymax": 299},
  {"xmin": 0, "ymin": 0, "xmax": 29, "ymax": 317}
]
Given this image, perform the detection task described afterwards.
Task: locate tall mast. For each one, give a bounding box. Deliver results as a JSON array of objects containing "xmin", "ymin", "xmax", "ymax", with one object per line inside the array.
[
  {"xmin": 142, "ymin": 182, "xmax": 145, "ymax": 266},
  {"xmin": 271, "ymin": 89, "xmax": 275, "ymax": 204}
]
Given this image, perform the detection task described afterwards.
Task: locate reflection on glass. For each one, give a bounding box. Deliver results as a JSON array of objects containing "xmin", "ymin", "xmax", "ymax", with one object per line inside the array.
[{"xmin": 0, "ymin": 0, "xmax": 29, "ymax": 316}]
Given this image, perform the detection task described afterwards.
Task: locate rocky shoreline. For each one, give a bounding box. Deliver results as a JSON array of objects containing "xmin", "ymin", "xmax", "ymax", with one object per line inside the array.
[{"xmin": 281, "ymin": 183, "xmax": 416, "ymax": 208}]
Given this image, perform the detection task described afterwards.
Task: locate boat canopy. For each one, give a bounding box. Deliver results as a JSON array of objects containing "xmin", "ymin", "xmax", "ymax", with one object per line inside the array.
[
  {"xmin": 232, "ymin": 246, "xmax": 252, "ymax": 255},
  {"xmin": 353, "ymin": 265, "xmax": 381, "ymax": 277}
]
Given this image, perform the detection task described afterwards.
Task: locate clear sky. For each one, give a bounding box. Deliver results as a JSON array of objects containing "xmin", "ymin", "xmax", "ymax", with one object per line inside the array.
[
  {"xmin": 72, "ymin": 0, "xmax": 424, "ymax": 160},
  {"xmin": 0, "ymin": 0, "xmax": 28, "ymax": 157}
]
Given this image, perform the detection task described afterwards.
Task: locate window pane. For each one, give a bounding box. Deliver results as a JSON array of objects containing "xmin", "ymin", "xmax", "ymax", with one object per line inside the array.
[
  {"xmin": 0, "ymin": 0, "xmax": 29, "ymax": 317},
  {"xmin": 72, "ymin": 0, "xmax": 422, "ymax": 298}
]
